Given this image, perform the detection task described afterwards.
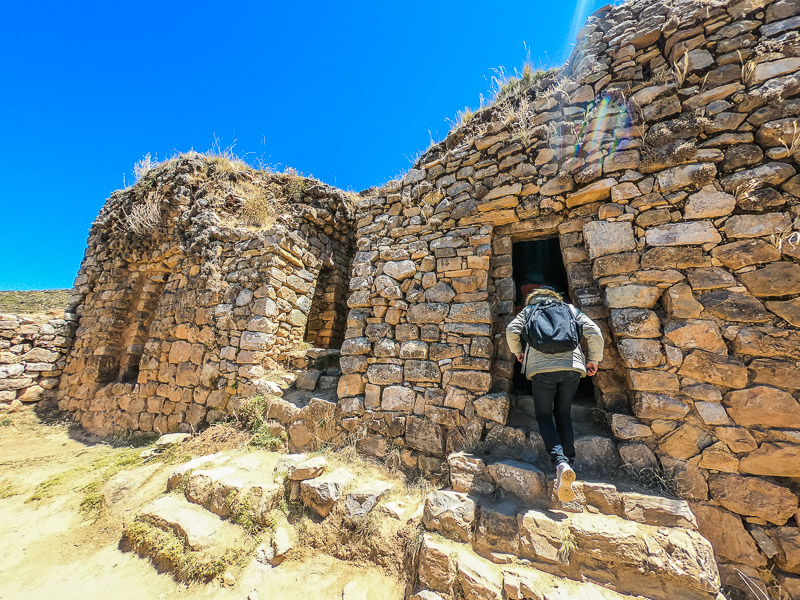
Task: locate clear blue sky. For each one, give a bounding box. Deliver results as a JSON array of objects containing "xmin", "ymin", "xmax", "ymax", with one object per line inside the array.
[{"xmin": 0, "ymin": 0, "xmax": 607, "ymax": 290}]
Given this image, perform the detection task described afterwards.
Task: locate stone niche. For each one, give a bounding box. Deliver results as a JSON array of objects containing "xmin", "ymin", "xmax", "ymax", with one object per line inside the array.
[
  {"xmin": 57, "ymin": 155, "xmax": 356, "ymax": 436},
  {"xmin": 305, "ymin": 264, "xmax": 349, "ymax": 349}
]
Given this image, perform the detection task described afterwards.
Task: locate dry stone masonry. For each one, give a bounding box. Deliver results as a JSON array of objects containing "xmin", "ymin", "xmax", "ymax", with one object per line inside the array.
[
  {"xmin": 333, "ymin": 0, "xmax": 800, "ymax": 591},
  {"xmin": 0, "ymin": 0, "xmax": 797, "ymax": 593},
  {"xmin": 0, "ymin": 313, "xmax": 73, "ymax": 409},
  {"xmin": 55, "ymin": 157, "xmax": 355, "ymax": 435}
]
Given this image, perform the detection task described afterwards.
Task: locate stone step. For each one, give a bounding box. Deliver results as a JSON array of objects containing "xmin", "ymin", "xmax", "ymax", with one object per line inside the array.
[
  {"xmin": 417, "ymin": 532, "xmax": 707, "ymax": 600},
  {"xmin": 136, "ymin": 494, "xmax": 243, "ymax": 554},
  {"xmin": 166, "ymin": 451, "xmax": 231, "ymax": 489},
  {"xmin": 476, "ymin": 429, "xmax": 622, "ymax": 478},
  {"xmin": 420, "ymin": 488, "xmax": 718, "ymax": 600},
  {"xmin": 182, "ymin": 453, "xmax": 284, "ymax": 526},
  {"xmin": 508, "ymin": 396, "xmax": 611, "ymax": 439},
  {"xmin": 447, "ymin": 452, "xmax": 696, "ymax": 523}
]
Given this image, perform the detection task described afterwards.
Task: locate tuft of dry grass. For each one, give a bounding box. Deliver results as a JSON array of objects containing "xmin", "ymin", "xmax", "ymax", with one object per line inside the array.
[
  {"xmin": 284, "ymin": 168, "xmax": 308, "ymax": 201},
  {"xmin": 123, "ymin": 520, "xmax": 244, "ymax": 582},
  {"xmin": 672, "ymin": 52, "xmax": 690, "ymax": 86},
  {"xmin": 780, "ymin": 120, "xmax": 800, "ymax": 157},
  {"xmin": 0, "ymin": 481, "xmax": 19, "ymax": 499},
  {"xmin": 738, "ymin": 51, "xmax": 757, "ymax": 87},
  {"xmin": 771, "ymin": 217, "xmax": 800, "ymax": 253},
  {"xmin": 122, "ymin": 191, "xmax": 162, "ymax": 236},
  {"xmin": 237, "ymin": 182, "xmax": 276, "ymax": 228},
  {"xmin": 617, "ymin": 465, "xmax": 687, "ymax": 499},
  {"xmin": 175, "ymin": 422, "xmax": 252, "ymax": 457},
  {"xmin": 558, "ymin": 528, "xmax": 576, "ymax": 564},
  {"xmin": 27, "ymin": 466, "xmax": 88, "ymax": 502},
  {"xmin": 133, "ymin": 153, "xmax": 158, "ymax": 181},
  {"xmin": 734, "ymin": 179, "xmax": 761, "ymax": 205}
]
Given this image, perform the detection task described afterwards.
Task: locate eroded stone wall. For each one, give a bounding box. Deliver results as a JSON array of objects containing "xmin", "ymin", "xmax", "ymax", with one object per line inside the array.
[
  {"xmin": 57, "ymin": 156, "xmax": 356, "ymax": 435},
  {"xmin": 0, "ymin": 313, "xmax": 73, "ymax": 408},
  {"xmin": 45, "ymin": 0, "xmax": 800, "ymax": 588},
  {"xmin": 335, "ymin": 0, "xmax": 800, "ymax": 587}
]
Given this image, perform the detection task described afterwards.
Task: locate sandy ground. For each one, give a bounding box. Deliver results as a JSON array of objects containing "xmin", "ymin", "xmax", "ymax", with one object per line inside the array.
[{"xmin": 0, "ymin": 410, "xmax": 405, "ymax": 600}]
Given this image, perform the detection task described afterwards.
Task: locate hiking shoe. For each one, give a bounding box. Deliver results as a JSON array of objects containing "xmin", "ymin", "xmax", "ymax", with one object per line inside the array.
[{"xmin": 555, "ymin": 462, "xmax": 576, "ymax": 503}]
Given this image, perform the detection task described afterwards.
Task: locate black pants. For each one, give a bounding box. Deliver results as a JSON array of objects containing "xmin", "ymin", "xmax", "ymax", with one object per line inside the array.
[{"xmin": 531, "ymin": 370, "xmax": 580, "ymax": 466}]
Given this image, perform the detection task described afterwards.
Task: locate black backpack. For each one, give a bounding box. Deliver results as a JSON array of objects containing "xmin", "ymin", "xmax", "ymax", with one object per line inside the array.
[{"xmin": 520, "ymin": 300, "xmax": 583, "ymax": 354}]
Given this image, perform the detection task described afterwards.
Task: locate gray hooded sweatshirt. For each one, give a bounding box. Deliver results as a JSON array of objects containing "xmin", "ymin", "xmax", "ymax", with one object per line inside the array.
[{"xmin": 505, "ymin": 296, "xmax": 604, "ymax": 378}]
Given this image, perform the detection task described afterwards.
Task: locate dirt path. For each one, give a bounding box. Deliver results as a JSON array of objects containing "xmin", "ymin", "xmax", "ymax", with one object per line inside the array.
[{"xmin": 0, "ymin": 410, "xmax": 405, "ymax": 600}]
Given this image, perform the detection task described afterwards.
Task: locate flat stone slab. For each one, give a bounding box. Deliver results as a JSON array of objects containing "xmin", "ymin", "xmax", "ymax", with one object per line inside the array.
[
  {"xmin": 184, "ymin": 455, "xmax": 284, "ymax": 523},
  {"xmin": 287, "ymin": 456, "xmax": 327, "ymax": 481},
  {"xmin": 619, "ymin": 492, "xmax": 697, "ymax": 530},
  {"xmin": 138, "ymin": 495, "xmax": 241, "ymax": 552},
  {"xmin": 343, "ymin": 480, "xmax": 393, "ymax": 517},
  {"xmin": 104, "ymin": 464, "xmax": 162, "ymax": 507},
  {"xmin": 167, "ymin": 452, "xmax": 230, "ymax": 490},
  {"xmin": 486, "ymin": 460, "xmax": 547, "ymax": 504}
]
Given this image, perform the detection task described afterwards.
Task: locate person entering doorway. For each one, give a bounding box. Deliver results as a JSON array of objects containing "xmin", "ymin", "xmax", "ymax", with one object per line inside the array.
[{"xmin": 505, "ymin": 287, "xmax": 604, "ymax": 502}]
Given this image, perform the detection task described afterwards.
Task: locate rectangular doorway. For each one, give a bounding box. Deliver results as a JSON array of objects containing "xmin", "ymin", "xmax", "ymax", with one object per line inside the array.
[{"xmin": 508, "ymin": 238, "xmax": 597, "ymax": 424}]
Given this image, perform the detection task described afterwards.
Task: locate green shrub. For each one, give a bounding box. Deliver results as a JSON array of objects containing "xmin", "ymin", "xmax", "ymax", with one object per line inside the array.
[{"xmin": 231, "ymin": 395, "xmax": 268, "ymax": 431}]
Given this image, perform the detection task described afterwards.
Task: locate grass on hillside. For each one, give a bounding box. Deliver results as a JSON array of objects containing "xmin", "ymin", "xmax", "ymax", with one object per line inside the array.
[{"xmin": 0, "ymin": 289, "xmax": 70, "ymax": 317}]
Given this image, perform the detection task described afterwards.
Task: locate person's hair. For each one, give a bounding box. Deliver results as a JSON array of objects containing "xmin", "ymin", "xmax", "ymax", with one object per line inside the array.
[{"xmin": 526, "ymin": 287, "xmax": 563, "ymax": 305}]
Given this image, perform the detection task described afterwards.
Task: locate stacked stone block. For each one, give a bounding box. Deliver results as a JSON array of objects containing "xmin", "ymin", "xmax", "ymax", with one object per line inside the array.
[
  {"xmin": 0, "ymin": 313, "xmax": 73, "ymax": 407},
  {"xmin": 58, "ymin": 156, "xmax": 355, "ymax": 436},
  {"xmin": 335, "ymin": 0, "xmax": 800, "ymax": 588}
]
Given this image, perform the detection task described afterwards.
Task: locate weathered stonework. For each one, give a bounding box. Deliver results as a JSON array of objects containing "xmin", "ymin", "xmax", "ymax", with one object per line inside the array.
[
  {"xmin": 331, "ymin": 0, "xmax": 800, "ymax": 589},
  {"xmin": 55, "ymin": 158, "xmax": 355, "ymax": 435},
  {"xmin": 1, "ymin": 0, "xmax": 796, "ymax": 590},
  {"xmin": 0, "ymin": 313, "xmax": 73, "ymax": 407}
]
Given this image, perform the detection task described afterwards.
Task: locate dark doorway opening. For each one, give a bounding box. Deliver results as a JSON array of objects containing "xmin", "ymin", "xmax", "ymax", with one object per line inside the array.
[{"xmin": 507, "ymin": 238, "xmax": 597, "ymax": 429}]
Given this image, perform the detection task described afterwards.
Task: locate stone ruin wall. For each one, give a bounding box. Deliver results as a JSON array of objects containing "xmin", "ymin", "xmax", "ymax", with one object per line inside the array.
[
  {"xmin": 4, "ymin": 0, "xmax": 798, "ymax": 587},
  {"xmin": 56, "ymin": 156, "xmax": 355, "ymax": 436},
  {"xmin": 334, "ymin": 0, "xmax": 800, "ymax": 583},
  {"xmin": 0, "ymin": 313, "xmax": 74, "ymax": 408}
]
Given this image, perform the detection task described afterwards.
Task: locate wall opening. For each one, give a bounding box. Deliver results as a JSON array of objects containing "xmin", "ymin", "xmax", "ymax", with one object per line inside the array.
[
  {"xmin": 506, "ymin": 237, "xmax": 598, "ymax": 429},
  {"xmin": 305, "ymin": 265, "xmax": 347, "ymax": 349},
  {"xmin": 90, "ymin": 268, "xmax": 166, "ymax": 385},
  {"xmin": 118, "ymin": 274, "xmax": 166, "ymax": 383}
]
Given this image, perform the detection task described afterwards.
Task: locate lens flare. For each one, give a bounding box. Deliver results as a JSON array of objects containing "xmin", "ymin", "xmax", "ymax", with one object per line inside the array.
[
  {"xmin": 567, "ymin": 0, "xmax": 595, "ymax": 52},
  {"xmin": 563, "ymin": 94, "xmax": 635, "ymax": 174}
]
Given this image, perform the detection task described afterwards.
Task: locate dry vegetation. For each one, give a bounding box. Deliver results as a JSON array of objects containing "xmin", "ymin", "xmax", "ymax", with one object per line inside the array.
[
  {"xmin": 119, "ymin": 143, "xmax": 334, "ymax": 235},
  {"xmin": 0, "ymin": 289, "xmax": 71, "ymax": 317}
]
